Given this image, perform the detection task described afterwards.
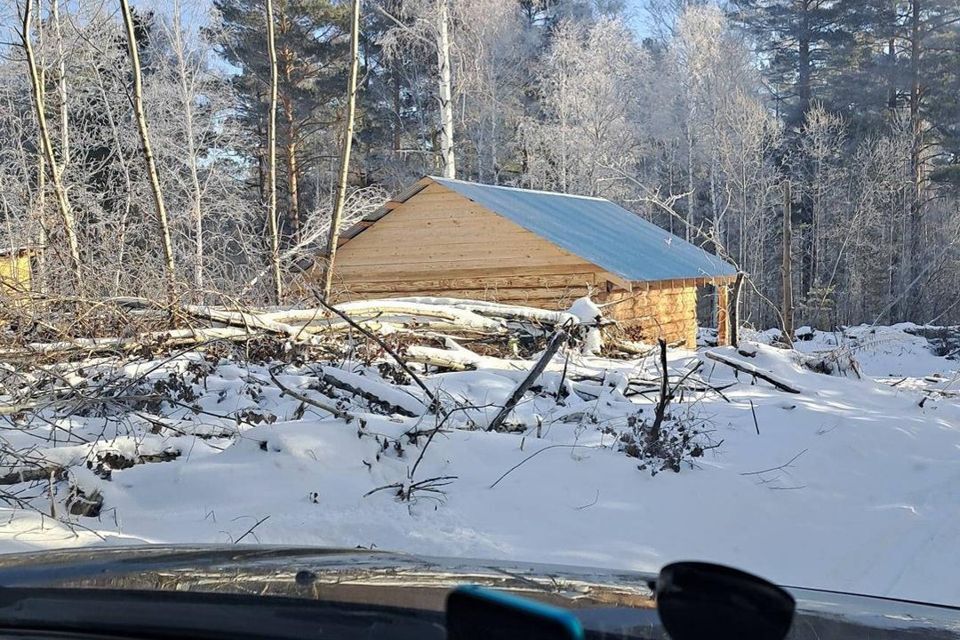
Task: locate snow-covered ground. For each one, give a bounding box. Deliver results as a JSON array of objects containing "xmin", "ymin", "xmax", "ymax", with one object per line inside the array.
[{"xmin": 3, "ymin": 321, "xmax": 960, "ymax": 606}]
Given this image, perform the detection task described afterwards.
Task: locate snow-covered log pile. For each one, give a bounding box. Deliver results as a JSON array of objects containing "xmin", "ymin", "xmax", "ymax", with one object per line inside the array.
[
  {"xmin": 0, "ymin": 295, "xmax": 724, "ymax": 520},
  {"xmin": 0, "ymin": 295, "xmax": 659, "ymax": 367},
  {"xmin": 0, "ymin": 296, "xmax": 583, "ymax": 362}
]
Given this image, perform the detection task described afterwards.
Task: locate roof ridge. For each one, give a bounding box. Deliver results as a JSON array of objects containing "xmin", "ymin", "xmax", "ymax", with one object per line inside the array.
[{"xmin": 428, "ymin": 176, "xmax": 609, "ymax": 203}]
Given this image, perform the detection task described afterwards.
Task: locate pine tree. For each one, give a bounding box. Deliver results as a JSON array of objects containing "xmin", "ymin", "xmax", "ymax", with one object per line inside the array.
[
  {"xmin": 729, "ymin": 0, "xmax": 852, "ymax": 129},
  {"xmin": 211, "ymin": 0, "xmax": 348, "ymax": 243}
]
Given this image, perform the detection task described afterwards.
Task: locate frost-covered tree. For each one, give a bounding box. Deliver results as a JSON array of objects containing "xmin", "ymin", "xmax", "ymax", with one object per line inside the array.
[{"xmin": 519, "ymin": 17, "xmax": 647, "ymax": 198}]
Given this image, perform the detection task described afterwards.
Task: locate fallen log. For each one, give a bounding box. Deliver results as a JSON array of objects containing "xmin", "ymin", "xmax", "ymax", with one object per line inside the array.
[
  {"xmin": 67, "ymin": 486, "xmax": 103, "ymax": 517},
  {"xmin": 704, "ymin": 351, "xmax": 801, "ymax": 394},
  {"xmin": 316, "ymin": 299, "xmax": 446, "ymax": 417},
  {"xmin": 267, "ymin": 369, "xmax": 355, "ymax": 422},
  {"xmin": 296, "ymin": 318, "xmax": 499, "ymax": 338},
  {"xmin": 403, "ymin": 344, "xmax": 533, "ymax": 372},
  {"xmin": 487, "ymin": 329, "xmax": 569, "ymax": 431},
  {"xmin": 0, "ymin": 446, "xmax": 182, "ymax": 486},
  {"xmin": 609, "ymin": 339, "xmax": 657, "ymax": 357},
  {"xmin": 0, "ymin": 464, "xmax": 61, "ymax": 486},
  {"xmin": 318, "ymin": 366, "xmax": 427, "ymax": 417},
  {"xmin": 0, "ymin": 327, "xmax": 266, "ymax": 362},
  {"xmin": 182, "ymin": 306, "xmax": 315, "ymax": 340},
  {"xmin": 330, "ymin": 300, "xmax": 504, "ymax": 332},
  {"xmin": 258, "ymin": 305, "xmax": 502, "ymax": 333},
  {"xmin": 392, "ymin": 296, "xmax": 578, "ymax": 326},
  {"xmin": 404, "ymin": 345, "xmax": 481, "ymax": 370}
]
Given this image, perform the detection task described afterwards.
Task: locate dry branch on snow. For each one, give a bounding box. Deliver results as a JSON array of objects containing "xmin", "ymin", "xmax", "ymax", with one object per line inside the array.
[{"xmin": 0, "ymin": 294, "xmax": 814, "ymax": 527}]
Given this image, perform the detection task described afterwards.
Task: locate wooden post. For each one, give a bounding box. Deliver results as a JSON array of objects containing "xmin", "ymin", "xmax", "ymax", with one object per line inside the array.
[
  {"xmin": 716, "ymin": 283, "xmax": 730, "ymax": 346},
  {"xmin": 730, "ymin": 272, "xmax": 745, "ymax": 347},
  {"xmin": 781, "ymin": 181, "xmax": 794, "ymax": 346}
]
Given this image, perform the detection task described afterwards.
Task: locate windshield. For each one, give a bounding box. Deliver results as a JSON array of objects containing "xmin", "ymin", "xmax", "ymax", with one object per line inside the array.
[{"xmin": 1, "ymin": 0, "xmax": 960, "ymax": 629}]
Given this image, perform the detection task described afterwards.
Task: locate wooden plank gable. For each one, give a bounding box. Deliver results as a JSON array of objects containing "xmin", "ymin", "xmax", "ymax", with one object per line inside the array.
[{"xmin": 333, "ymin": 181, "xmax": 605, "ymax": 282}]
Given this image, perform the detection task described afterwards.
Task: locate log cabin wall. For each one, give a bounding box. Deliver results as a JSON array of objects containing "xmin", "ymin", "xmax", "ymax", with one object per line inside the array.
[{"xmin": 598, "ymin": 283, "xmax": 698, "ymax": 347}]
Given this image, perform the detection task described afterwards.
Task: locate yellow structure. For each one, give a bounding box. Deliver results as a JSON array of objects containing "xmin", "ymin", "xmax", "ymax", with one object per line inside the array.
[{"xmin": 0, "ymin": 247, "xmax": 34, "ymax": 296}]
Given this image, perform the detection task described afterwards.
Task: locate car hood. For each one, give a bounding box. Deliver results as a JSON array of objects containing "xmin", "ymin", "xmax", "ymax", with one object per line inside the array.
[{"xmin": 0, "ymin": 545, "xmax": 956, "ymax": 639}]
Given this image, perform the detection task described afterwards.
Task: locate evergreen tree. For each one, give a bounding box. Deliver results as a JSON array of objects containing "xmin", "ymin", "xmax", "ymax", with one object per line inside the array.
[
  {"xmin": 211, "ymin": 0, "xmax": 348, "ymax": 241},
  {"xmin": 729, "ymin": 0, "xmax": 852, "ymax": 129}
]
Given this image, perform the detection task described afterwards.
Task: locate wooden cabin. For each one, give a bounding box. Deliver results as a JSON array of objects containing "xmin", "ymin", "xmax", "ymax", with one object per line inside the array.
[{"xmin": 326, "ymin": 177, "xmax": 738, "ymax": 347}]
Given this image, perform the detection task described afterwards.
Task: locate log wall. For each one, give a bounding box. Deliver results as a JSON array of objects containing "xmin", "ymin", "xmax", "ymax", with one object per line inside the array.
[{"xmin": 597, "ymin": 285, "xmax": 698, "ymax": 347}]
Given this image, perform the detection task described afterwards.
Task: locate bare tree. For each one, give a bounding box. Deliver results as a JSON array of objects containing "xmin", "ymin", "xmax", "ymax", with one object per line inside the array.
[
  {"xmin": 18, "ymin": 0, "xmax": 83, "ymax": 293},
  {"xmin": 50, "ymin": 0, "xmax": 68, "ymax": 166},
  {"xmin": 165, "ymin": 0, "xmax": 206, "ymax": 297},
  {"xmin": 520, "ymin": 17, "xmax": 645, "ymax": 199},
  {"xmin": 264, "ymin": 0, "xmax": 283, "ymax": 304},
  {"xmin": 321, "ymin": 0, "xmax": 361, "ymax": 301},
  {"xmin": 32, "ymin": 0, "xmax": 47, "ymax": 293},
  {"xmin": 453, "ymin": 0, "xmax": 528, "ymax": 184},
  {"xmin": 380, "ymin": 0, "xmax": 458, "ymax": 178},
  {"xmin": 781, "ymin": 180, "xmax": 794, "ymax": 345},
  {"xmin": 119, "ymin": 0, "xmax": 177, "ymax": 305},
  {"xmin": 436, "ymin": 0, "xmax": 455, "ymax": 178}
]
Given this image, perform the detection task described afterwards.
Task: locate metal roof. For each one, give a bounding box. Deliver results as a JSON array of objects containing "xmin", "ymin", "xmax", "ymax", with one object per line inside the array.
[
  {"xmin": 340, "ymin": 176, "xmax": 737, "ymax": 283},
  {"xmin": 428, "ymin": 177, "xmax": 737, "ymax": 282}
]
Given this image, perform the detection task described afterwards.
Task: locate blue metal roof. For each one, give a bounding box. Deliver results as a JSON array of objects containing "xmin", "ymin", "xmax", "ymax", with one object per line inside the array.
[{"xmin": 430, "ymin": 177, "xmax": 737, "ymax": 282}]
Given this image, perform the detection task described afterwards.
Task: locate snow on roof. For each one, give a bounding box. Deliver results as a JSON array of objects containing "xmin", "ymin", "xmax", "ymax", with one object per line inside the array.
[{"xmin": 429, "ymin": 177, "xmax": 737, "ymax": 282}]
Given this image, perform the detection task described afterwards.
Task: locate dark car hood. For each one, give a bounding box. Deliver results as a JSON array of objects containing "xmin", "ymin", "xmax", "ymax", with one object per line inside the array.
[{"xmin": 0, "ymin": 545, "xmax": 956, "ymax": 639}]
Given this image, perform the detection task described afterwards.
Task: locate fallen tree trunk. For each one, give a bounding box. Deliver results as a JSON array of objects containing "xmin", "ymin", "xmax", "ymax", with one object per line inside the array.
[
  {"xmin": 267, "ymin": 369, "xmax": 355, "ymax": 422},
  {"xmin": 704, "ymin": 351, "xmax": 801, "ymax": 394},
  {"xmin": 404, "ymin": 345, "xmax": 480, "ymax": 370},
  {"xmin": 403, "ymin": 344, "xmax": 539, "ymax": 372},
  {"xmin": 0, "ymin": 327, "xmax": 264, "ymax": 362},
  {"xmin": 182, "ymin": 306, "xmax": 313, "ymax": 339},
  {"xmin": 332, "ymin": 300, "xmax": 504, "ymax": 332},
  {"xmin": 317, "ymin": 299, "xmax": 446, "ymax": 417},
  {"xmin": 256, "ymin": 303, "xmax": 504, "ymax": 334},
  {"xmin": 393, "ymin": 296, "xmax": 577, "ymax": 326},
  {"xmin": 0, "ymin": 446, "xmax": 182, "ymax": 486},
  {"xmin": 0, "ymin": 464, "xmax": 61, "ymax": 486},
  {"xmin": 609, "ymin": 339, "xmax": 657, "ymax": 357},
  {"xmin": 318, "ymin": 366, "xmax": 427, "ymax": 417},
  {"xmin": 487, "ymin": 329, "xmax": 568, "ymax": 431}
]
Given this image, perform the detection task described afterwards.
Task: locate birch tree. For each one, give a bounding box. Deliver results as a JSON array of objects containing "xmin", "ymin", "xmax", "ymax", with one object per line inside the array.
[
  {"xmin": 452, "ymin": 0, "xmax": 528, "ymax": 183},
  {"xmin": 18, "ymin": 0, "xmax": 83, "ymax": 293},
  {"xmin": 165, "ymin": 0, "xmax": 207, "ymax": 296},
  {"xmin": 380, "ymin": 0, "xmax": 459, "ymax": 178},
  {"xmin": 264, "ymin": 0, "xmax": 283, "ymax": 303},
  {"xmin": 120, "ymin": 0, "xmax": 178, "ymax": 305},
  {"xmin": 321, "ymin": 0, "xmax": 361, "ymax": 300}
]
